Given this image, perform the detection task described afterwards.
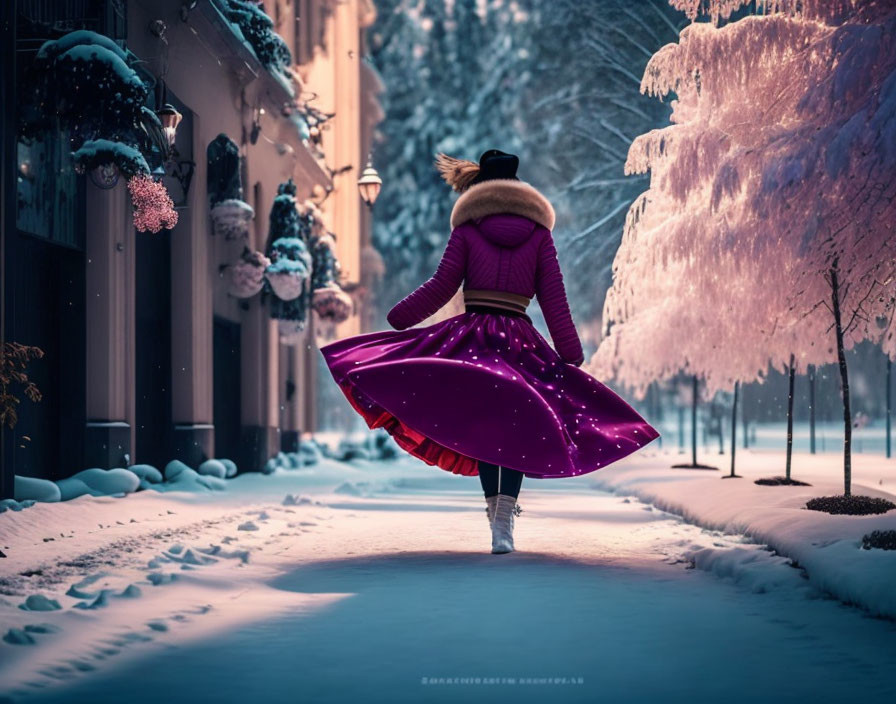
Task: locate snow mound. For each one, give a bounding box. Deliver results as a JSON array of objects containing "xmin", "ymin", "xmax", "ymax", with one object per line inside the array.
[
  {"xmin": 198, "ymin": 459, "xmax": 227, "ymax": 478},
  {"xmin": 686, "ymin": 546, "xmax": 816, "ymax": 595},
  {"xmin": 152, "ymin": 467, "xmax": 227, "ymax": 493},
  {"xmin": 14, "ymin": 476, "xmax": 61, "ymax": 502},
  {"xmin": 164, "ymin": 460, "xmax": 191, "ymax": 481},
  {"xmin": 0, "ymin": 498, "xmax": 36, "ymax": 513},
  {"xmin": 71, "ymin": 468, "xmax": 140, "ymax": 496},
  {"xmin": 56, "ymin": 477, "xmax": 103, "ymax": 501},
  {"xmin": 283, "ymin": 494, "xmax": 313, "ymax": 506},
  {"xmin": 128, "ymin": 464, "xmax": 163, "ymax": 483}
]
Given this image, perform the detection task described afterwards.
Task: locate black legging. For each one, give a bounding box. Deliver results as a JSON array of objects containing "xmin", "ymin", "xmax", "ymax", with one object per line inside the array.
[{"xmin": 478, "ymin": 460, "xmax": 524, "ymax": 498}]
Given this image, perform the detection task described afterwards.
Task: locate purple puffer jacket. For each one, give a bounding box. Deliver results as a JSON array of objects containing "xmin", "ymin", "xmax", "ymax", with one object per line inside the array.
[{"xmin": 386, "ymin": 184, "xmax": 584, "ymax": 365}]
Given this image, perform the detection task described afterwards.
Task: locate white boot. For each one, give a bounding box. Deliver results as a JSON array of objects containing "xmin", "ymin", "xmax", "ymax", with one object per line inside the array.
[
  {"xmin": 490, "ymin": 493, "xmax": 522, "ymax": 554},
  {"xmin": 485, "ymin": 494, "xmax": 498, "ymax": 528}
]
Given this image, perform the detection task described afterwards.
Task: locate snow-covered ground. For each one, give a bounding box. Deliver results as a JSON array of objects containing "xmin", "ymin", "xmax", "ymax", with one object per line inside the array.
[
  {"xmin": 1, "ymin": 449, "xmax": 895, "ymax": 703},
  {"xmin": 591, "ymin": 445, "xmax": 896, "ymax": 619}
]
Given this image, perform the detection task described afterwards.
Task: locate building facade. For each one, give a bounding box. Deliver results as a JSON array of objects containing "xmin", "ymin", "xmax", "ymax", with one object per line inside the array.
[{"xmin": 0, "ymin": 0, "xmax": 383, "ymax": 497}]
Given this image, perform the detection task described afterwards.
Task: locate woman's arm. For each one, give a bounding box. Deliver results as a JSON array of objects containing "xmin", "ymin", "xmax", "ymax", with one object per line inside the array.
[
  {"xmin": 535, "ymin": 228, "xmax": 585, "ymax": 365},
  {"xmin": 386, "ymin": 224, "xmax": 468, "ymax": 330}
]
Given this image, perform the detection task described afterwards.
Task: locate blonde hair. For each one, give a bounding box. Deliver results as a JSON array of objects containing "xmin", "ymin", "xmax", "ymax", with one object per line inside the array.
[{"xmin": 434, "ymin": 153, "xmax": 480, "ymax": 192}]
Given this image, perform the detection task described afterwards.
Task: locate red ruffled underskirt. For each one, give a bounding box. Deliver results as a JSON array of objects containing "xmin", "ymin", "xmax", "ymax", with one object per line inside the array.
[{"xmin": 338, "ymin": 381, "xmax": 479, "ymax": 476}]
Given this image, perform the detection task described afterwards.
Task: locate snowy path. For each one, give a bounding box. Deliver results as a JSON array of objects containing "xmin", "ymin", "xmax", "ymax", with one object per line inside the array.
[{"xmin": 1, "ymin": 456, "xmax": 895, "ymax": 703}]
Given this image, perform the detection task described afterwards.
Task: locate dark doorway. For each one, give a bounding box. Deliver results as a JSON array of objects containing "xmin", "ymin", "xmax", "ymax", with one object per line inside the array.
[
  {"xmin": 213, "ymin": 316, "xmax": 242, "ymax": 463},
  {"xmin": 135, "ymin": 229, "xmax": 172, "ymax": 468},
  {"xmin": 4, "ymin": 234, "xmax": 86, "ymax": 480}
]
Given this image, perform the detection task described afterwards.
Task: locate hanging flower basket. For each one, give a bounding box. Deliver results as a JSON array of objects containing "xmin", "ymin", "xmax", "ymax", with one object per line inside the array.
[
  {"xmin": 266, "ymin": 257, "xmax": 309, "ymax": 301},
  {"xmin": 210, "ymin": 198, "xmax": 255, "ymax": 240},
  {"xmin": 278, "ymin": 319, "xmax": 306, "ymax": 345},
  {"xmin": 224, "ymin": 248, "xmax": 270, "ymax": 298},
  {"xmin": 312, "ymin": 282, "xmax": 353, "ymax": 325}
]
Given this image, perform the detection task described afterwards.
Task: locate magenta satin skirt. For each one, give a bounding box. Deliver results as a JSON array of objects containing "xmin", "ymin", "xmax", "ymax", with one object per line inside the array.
[{"xmin": 319, "ymin": 310, "xmax": 659, "ymax": 478}]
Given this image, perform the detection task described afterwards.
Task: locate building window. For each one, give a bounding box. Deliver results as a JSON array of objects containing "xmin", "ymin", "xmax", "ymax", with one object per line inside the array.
[{"xmin": 16, "ymin": 132, "xmax": 84, "ymax": 248}]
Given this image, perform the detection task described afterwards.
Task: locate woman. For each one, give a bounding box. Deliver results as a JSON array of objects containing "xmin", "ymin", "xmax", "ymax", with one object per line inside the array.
[{"xmin": 320, "ymin": 149, "xmax": 660, "ymax": 554}]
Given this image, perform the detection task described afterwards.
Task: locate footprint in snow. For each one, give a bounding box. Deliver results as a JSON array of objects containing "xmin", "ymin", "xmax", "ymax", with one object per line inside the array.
[
  {"xmin": 18, "ymin": 595, "xmax": 61, "ymax": 612},
  {"xmin": 3, "ymin": 628, "xmax": 36, "ymax": 645},
  {"xmin": 164, "ymin": 548, "xmax": 217, "ymax": 565},
  {"xmin": 146, "ymin": 572, "xmax": 179, "ymax": 586}
]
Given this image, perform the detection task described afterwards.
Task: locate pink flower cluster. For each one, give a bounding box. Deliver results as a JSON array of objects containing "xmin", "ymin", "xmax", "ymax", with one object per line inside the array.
[
  {"xmin": 127, "ymin": 174, "xmax": 178, "ymax": 233},
  {"xmin": 227, "ymin": 251, "xmax": 271, "ymax": 299}
]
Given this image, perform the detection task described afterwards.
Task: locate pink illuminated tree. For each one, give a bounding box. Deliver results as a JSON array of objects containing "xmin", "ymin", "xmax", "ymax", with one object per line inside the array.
[{"xmin": 594, "ymin": 0, "xmax": 896, "ymax": 499}]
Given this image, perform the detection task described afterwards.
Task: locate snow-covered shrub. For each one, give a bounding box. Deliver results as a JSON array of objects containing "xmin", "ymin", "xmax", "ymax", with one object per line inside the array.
[
  {"xmin": 299, "ymin": 439, "xmax": 323, "ymax": 466},
  {"xmin": 24, "ymin": 31, "xmax": 147, "ymax": 145},
  {"xmin": 224, "ymin": 248, "xmax": 270, "ymax": 298},
  {"xmin": 128, "ymin": 464, "xmax": 162, "ymax": 483},
  {"xmin": 222, "ymin": 1, "xmax": 292, "ymax": 80},
  {"xmin": 198, "ymin": 459, "xmax": 227, "ymax": 479},
  {"xmin": 219, "ymin": 458, "xmax": 238, "ymax": 478},
  {"xmin": 370, "ymin": 430, "xmax": 400, "ymax": 460},
  {"xmin": 72, "ymin": 139, "xmax": 149, "ymax": 179},
  {"xmin": 207, "ymin": 133, "xmax": 243, "ymax": 206},
  {"xmin": 155, "ymin": 467, "xmax": 227, "ymax": 492},
  {"xmin": 164, "ymin": 460, "xmax": 191, "ymax": 481},
  {"xmin": 266, "ymin": 181, "xmax": 314, "ymax": 336},
  {"xmin": 128, "ymin": 173, "xmax": 178, "ymax": 233},
  {"xmin": 335, "ymin": 439, "xmax": 372, "ymax": 462},
  {"xmin": 70, "ymin": 468, "xmax": 140, "ymax": 496},
  {"xmin": 0, "ymin": 498, "xmax": 36, "ymax": 513},
  {"xmin": 14, "ymin": 476, "xmax": 60, "ymax": 503}
]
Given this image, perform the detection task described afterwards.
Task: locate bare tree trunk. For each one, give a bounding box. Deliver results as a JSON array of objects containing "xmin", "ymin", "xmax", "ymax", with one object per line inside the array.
[
  {"xmin": 786, "ymin": 353, "xmax": 795, "ymax": 481},
  {"xmin": 808, "ymin": 364, "xmax": 816, "ymax": 455},
  {"xmin": 887, "ymin": 356, "xmax": 892, "ymax": 460},
  {"xmin": 692, "ymin": 375, "xmax": 698, "ymax": 467},
  {"xmin": 729, "ymin": 381, "xmax": 738, "ymax": 477},
  {"xmin": 677, "ymin": 405, "xmax": 685, "ymax": 454},
  {"xmin": 742, "ymin": 383, "xmax": 748, "ymax": 449},
  {"xmin": 830, "ymin": 264, "xmax": 852, "ymax": 496}
]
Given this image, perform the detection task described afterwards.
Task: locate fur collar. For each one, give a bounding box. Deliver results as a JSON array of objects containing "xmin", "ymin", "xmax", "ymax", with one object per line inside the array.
[{"xmin": 450, "ymin": 179, "xmax": 555, "ymax": 230}]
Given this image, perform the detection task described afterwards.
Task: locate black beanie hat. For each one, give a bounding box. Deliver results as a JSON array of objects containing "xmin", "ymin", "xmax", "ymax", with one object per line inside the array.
[{"xmin": 469, "ymin": 149, "xmax": 519, "ymax": 186}]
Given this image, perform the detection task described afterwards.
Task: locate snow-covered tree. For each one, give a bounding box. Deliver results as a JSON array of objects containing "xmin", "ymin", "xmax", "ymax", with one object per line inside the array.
[{"xmin": 597, "ymin": 0, "xmax": 896, "ymax": 498}]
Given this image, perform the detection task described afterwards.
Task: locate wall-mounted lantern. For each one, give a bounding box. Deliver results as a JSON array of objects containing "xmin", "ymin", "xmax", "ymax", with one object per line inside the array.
[{"xmin": 157, "ymin": 104, "xmax": 183, "ymax": 148}]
